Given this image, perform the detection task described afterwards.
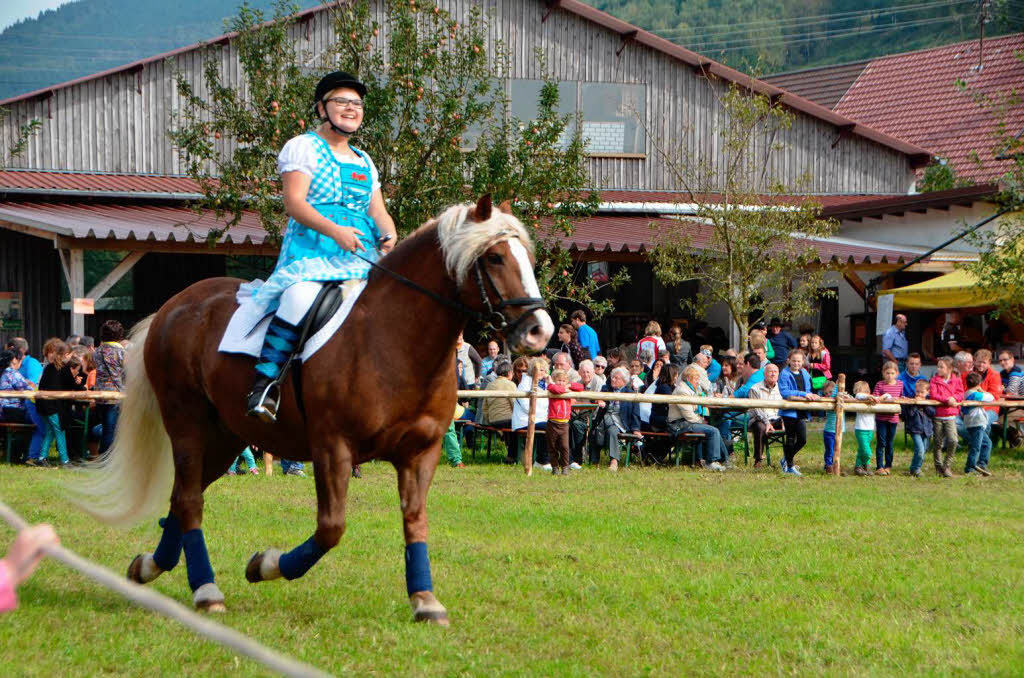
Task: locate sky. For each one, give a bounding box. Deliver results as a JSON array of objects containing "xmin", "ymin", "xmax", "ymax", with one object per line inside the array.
[{"xmin": 0, "ymin": 0, "xmax": 73, "ymax": 32}]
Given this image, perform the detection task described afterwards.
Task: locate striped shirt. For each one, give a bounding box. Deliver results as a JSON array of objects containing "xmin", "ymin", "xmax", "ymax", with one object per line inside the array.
[{"xmin": 872, "ymin": 380, "xmax": 903, "ymax": 423}]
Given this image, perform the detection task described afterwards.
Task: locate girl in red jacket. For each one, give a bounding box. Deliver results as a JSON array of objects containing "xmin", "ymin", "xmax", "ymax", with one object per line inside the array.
[{"xmin": 546, "ymin": 369, "xmax": 584, "ymax": 475}]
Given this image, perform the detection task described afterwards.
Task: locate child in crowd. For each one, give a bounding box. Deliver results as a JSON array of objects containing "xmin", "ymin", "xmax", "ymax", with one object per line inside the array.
[
  {"xmin": 852, "ymin": 381, "xmax": 875, "ymax": 476},
  {"xmin": 963, "ymin": 372, "xmax": 995, "ymax": 476},
  {"xmin": 929, "ymin": 356, "xmax": 964, "ymax": 477},
  {"xmin": 546, "ymin": 369, "xmax": 584, "ymax": 475},
  {"xmin": 872, "ymin": 361, "xmax": 904, "ymax": 475},
  {"xmin": 227, "ymin": 447, "xmax": 261, "ymax": 475},
  {"xmin": 901, "ymin": 380, "xmax": 935, "ymax": 477},
  {"xmin": 821, "ymin": 380, "xmax": 844, "ymax": 473}
]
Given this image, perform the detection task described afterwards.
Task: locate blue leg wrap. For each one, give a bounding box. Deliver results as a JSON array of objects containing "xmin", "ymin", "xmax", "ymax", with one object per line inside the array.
[
  {"xmin": 278, "ymin": 536, "xmax": 328, "ymax": 581},
  {"xmin": 255, "ymin": 317, "xmax": 299, "ymax": 379},
  {"xmin": 182, "ymin": 529, "xmax": 215, "ymax": 592},
  {"xmin": 152, "ymin": 513, "xmax": 183, "ymax": 571},
  {"xmin": 405, "ymin": 542, "xmax": 433, "ymax": 596}
]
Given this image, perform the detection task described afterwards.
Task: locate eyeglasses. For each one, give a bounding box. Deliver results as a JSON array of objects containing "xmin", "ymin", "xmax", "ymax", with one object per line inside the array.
[
  {"xmin": 325, "ymin": 97, "xmax": 364, "ymax": 109},
  {"xmin": 594, "ymin": 364, "xmax": 606, "ymax": 369}
]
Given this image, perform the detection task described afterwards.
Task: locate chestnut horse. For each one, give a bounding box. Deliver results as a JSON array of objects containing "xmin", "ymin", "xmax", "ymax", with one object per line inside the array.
[{"xmin": 71, "ymin": 196, "xmax": 553, "ymax": 624}]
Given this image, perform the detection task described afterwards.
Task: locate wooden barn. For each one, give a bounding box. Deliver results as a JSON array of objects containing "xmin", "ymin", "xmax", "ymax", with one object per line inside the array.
[{"xmin": 1, "ymin": 0, "xmax": 968, "ymax": 355}]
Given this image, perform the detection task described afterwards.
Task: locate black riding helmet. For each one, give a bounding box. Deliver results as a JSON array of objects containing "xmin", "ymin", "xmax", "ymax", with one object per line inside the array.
[{"xmin": 313, "ymin": 71, "xmax": 366, "ymax": 137}]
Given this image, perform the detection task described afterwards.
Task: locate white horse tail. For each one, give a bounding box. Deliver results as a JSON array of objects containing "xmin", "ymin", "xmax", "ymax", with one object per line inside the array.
[{"xmin": 68, "ymin": 315, "xmax": 175, "ymax": 527}]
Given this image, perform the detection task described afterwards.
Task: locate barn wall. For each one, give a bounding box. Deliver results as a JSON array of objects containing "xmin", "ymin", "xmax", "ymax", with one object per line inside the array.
[{"xmin": 1, "ymin": 1, "xmax": 915, "ymax": 194}]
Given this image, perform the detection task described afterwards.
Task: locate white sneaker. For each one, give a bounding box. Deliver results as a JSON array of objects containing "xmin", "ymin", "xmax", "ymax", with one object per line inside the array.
[
  {"xmin": 708, "ymin": 461, "xmax": 726, "ymax": 472},
  {"xmin": 569, "ymin": 462, "xmax": 582, "ymax": 470},
  {"xmin": 537, "ymin": 463, "xmax": 552, "ymax": 471}
]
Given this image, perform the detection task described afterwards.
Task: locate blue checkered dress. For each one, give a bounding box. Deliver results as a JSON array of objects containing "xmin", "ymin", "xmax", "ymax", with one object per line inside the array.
[{"xmin": 247, "ymin": 132, "xmax": 380, "ymax": 313}]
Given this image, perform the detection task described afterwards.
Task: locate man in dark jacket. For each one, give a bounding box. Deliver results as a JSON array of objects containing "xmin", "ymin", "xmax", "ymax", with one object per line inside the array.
[{"xmin": 767, "ymin": 317, "xmax": 797, "ymax": 367}]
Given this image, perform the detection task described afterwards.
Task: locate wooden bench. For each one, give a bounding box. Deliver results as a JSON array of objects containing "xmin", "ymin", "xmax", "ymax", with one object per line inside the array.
[
  {"xmin": 618, "ymin": 431, "xmax": 706, "ymax": 467},
  {"xmin": 1, "ymin": 421, "xmax": 36, "ymax": 464}
]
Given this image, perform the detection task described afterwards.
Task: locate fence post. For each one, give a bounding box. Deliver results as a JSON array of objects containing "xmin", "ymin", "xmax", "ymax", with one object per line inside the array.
[
  {"xmin": 833, "ymin": 374, "xmax": 846, "ymax": 475},
  {"xmin": 523, "ymin": 361, "xmax": 541, "ymax": 476},
  {"xmin": 264, "ymin": 451, "xmax": 274, "ymax": 476}
]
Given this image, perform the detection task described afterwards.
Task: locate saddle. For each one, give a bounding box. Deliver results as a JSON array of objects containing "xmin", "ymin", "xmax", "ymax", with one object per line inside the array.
[{"xmin": 282, "ymin": 282, "xmax": 346, "ymax": 419}]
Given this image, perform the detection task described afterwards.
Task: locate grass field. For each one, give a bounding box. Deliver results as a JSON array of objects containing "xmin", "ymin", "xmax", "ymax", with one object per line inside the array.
[{"xmin": 1, "ymin": 432, "xmax": 1023, "ymax": 677}]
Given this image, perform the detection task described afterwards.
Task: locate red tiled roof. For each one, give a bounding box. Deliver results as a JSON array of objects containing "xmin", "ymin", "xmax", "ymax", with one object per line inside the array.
[
  {"xmin": 0, "ymin": 169, "xmax": 202, "ymax": 196},
  {"xmin": 0, "ymin": 1, "xmax": 933, "ymax": 163},
  {"xmin": 834, "ymin": 33, "xmax": 1024, "ymax": 183},
  {"xmin": 549, "ymin": 214, "xmax": 932, "ymax": 265},
  {"xmin": 763, "ymin": 61, "xmax": 870, "ymax": 109},
  {"xmin": 0, "ymin": 201, "xmax": 268, "ymax": 244}
]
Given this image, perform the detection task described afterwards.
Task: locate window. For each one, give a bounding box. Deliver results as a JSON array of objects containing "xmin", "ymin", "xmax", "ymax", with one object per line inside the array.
[{"xmin": 580, "ymin": 83, "xmax": 646, "ymax": 156}]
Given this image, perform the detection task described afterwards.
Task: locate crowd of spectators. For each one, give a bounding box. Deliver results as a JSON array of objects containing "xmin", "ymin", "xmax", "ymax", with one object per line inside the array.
[{"xmin": 456, "ymin": 310, "xmax": 1022, "ymax": 478}]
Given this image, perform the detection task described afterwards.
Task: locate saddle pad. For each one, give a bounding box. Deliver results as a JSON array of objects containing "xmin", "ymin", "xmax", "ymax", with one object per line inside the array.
[{"xmin": 217, "ymin": 280, "xmax": 366, "ymax": 362}]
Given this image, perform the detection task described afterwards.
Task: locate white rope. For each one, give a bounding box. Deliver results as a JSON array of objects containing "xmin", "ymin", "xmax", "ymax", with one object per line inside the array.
[{"xmin": 0, "ymin": 500, "xmax": 334, "ymax": 678}]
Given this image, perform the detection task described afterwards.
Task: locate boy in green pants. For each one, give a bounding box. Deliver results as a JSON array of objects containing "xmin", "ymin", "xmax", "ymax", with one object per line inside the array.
[{"xmin": 852, "ymin": 381, "xmax": 875, "ymax": 476}]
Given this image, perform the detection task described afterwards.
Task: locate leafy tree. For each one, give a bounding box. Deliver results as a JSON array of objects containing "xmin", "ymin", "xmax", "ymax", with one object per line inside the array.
[
  {"xmin": 0, "ymin": 107, "xmax": 41, "ymax": 163},
  {"xmin": 918, "ymin": 159, "xmax": 975, "ymax": 193},
  {"xmin": 647, "ymin": 83, "xmax": 838, "ymax": 343},
  {"xmin": 169, "ymin": 1, "xmax": 622, "ymax": 317}
]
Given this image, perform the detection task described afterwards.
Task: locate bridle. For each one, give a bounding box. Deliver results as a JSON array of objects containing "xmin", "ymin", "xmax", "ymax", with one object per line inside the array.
[{"xmin": 352, "ymin": 241, "xmax": 546, "ymax": 334}]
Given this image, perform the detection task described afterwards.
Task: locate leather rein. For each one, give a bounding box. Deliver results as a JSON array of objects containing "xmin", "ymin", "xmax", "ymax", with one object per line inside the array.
[{"xmin": 351, "ymin": 244, "xmax": 546, "ymax": 335}]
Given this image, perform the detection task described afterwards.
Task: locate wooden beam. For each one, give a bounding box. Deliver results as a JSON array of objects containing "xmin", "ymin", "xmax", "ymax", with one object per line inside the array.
[
  {"xmin": 60, "ymin": 248, "xmax": 85, "ymax": 336},
  {"xmin": 86, "ymin": 251, "xmax": 146, "ymax": 301},
  {"xmin": 841, "ymin": 270, "xmax": 868, "ymax": 300}
]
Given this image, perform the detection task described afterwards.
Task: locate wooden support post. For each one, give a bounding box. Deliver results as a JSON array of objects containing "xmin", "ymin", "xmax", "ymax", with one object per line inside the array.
[
  {"xmin": 833, "ymin": 374, "xmax": 846, "ymax": 475},
  {"xmin": 264, "ymin": 451, "xmax": 274, "ymax": 476},
  {"xmin": 59, "ymin": 247, "xmax": 86, "ymax": 336},
  {"xmin": 523, "ymin": 362, "xmax": 541, "ymax": 476}
]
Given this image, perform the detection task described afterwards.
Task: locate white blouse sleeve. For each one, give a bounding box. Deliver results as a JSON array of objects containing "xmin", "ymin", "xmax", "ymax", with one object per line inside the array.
[
  {"xmin": 277, "ymin": 135, "xmax": 319, "ymax": 177},
  {"xmin": 363, "ymin": 153, "xmax": 382, "ymax": 192}
]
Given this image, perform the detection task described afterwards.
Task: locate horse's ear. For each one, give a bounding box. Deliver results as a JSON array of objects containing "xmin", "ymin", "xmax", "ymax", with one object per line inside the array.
[
  {"xmin": 472, "ymin": 194, "xmax": 492, "ymax": 222},
  {"xmin": 498, "ymin": 199, "xmax": 512, "ymax": 213}
]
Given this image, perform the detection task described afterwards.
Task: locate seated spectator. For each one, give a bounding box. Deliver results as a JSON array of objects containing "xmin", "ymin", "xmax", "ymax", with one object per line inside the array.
[
  {"xmin": 551, "ymin": 351, "xmax": 581, "ymax": 383},
  {"xmin": 699, "ymin": 344, "xmax": 722, "ymax": 382},
  {"xmin": 747, "ymin": 363, "xmax": 783, "ymax": 468},
  {"xmin": 605, "ymin": 347, "xmax": 624, "ymax": 370},
  {"xmin": 636, "ymin": 321, "xmax": 667, "ymax": 368},
  {"xmin": 482, "ymin": 360, "xmax": 516, "ymax": 428},
  {"xmin": 998, "ymin": 349, "xmax": 1023, "ymax": 394},
  {"xmin": 667, "ymin": 325, "xmax": 692, "ymax": 367},
  {"xmin": 479, "ymin": 340, "xmax": 501, "ymax": 381},
  {"xmin": 647, "ymin": 364, "xmax": 679, "ymax": 432},
  {"xmin": 595, "ymin": 366, "xmax": 641, "ymax": 472},
  {"xmin": 511, "ymin": 356, "xmax": 530, "ymax": 386},
  {"xmin": 628, "ymin": 356, "xmax": 647, "ymax": 391},
  {"xmin": 0, "ymin": 350, "xmax": 31, "ymax": 425},
  {"xmin": 667, "ymin": 365, "xmax": 728, "ymax": 471},
  {"xmin": 687, "ymin": 348, "xmax": 714, "ymax": 395},
  {"xmin": 733, "ymin": 353, "xmax": 765, "ymax": 398},
  {"xmin": 714, "ymin": 356, "xmax": 739, "ymax": 397},
  {"xmin": 577, "ymin": 359, "xmax": 604, "ymax": 391}
]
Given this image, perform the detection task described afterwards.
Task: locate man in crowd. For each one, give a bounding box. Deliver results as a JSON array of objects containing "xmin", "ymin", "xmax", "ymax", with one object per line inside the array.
[
  {"xmin": 552, "ymin": 351, "xmax": 581, "ymax": 383},
  {"xmin": 578, "ymin": 359, "xmax": 605, "ymax": 391},
  {"xmin": 899, "ymin": 353, "xmax": 927, "ymax": 397},
  {"xmin": 882, "ymin": 313, "xmax": 909, "ymax": 370},
  {"xmin": 481, "ymin": 360, "xmax": 516, "ymax": 429},
  {"xmin": 571, "ymin": 309, "xmax": 600, "ymax": 360},
  {"xmin": 479, "ymin": 340, "xmax": 502, "ymax": 382},
  {"xmin": 998, "ymin": 350, "xmax": 1022, "ymax": 394},
  {"xmin": 605, "ymin": 347, "xmax": 624, "ymax": 370},
  {"xmin": 733, "ymin": 353, "xmax": 765, "ymax": 398},
  {"xmin": 748, "ymin": 363, "xmax": 783, "ymax": 468},
  {"xmin": 688, "ymin": 348, "xmax": 714, "ymax": 395},
  {"xmin": 767, "ymin": 318, "xmax": 796, "ymax": 368}
]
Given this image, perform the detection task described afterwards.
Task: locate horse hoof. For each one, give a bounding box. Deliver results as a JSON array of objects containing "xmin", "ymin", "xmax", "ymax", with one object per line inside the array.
[
  {"xmin": 409, "ymin": 591, "xmax": 450, "ymax": 627},
  {"xmin": 193, "ymin": 583, "xmax": 226, "ymax": 613},
  {"xmin": 127, "ymin": 554, "xmax": 163, "ymax": 584},
  {"xmin": 246, "ymin": 549, "xmax": 282, "ymax": 583}
]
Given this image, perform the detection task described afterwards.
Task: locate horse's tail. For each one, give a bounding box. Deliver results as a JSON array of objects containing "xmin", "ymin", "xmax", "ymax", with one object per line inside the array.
[{"xmin": 68, "ymin": 314, "xmax": 175, "ymax": 527}]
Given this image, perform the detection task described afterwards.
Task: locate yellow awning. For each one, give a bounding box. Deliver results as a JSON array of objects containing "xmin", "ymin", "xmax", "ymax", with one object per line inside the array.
[{"xmin": 886, "ymin": 269, "xmax": 1000, "ymax": 310}]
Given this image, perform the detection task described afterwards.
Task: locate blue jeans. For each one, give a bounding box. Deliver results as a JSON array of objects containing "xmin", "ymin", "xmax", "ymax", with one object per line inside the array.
[
  {"xmin": 875, "ymin": 420, "xmax": 897, "ymax": 469},
  {"xmin": 96, "ymin": 403, "xmax": 120, "ymax": 455},
  {"xmin": 280, "ymin": 459, "xmax": 304, "ymax": 474},
  {"xmin": 964, "ymin": 426, "xmax": 991, "ymax": 473},
  {"xmin": 39, "ymin": 413, "xmax": 69, "ymax": 464},
  {"xmin": 25, "ymin": 400, "xmax": 46, "ymax": 460},
  {"xmin": 678, "ymin": 422, "xmax": 726, "ymax": 464},
  {"xmin": 823, "ymin": 431, "xmax": 836, "ymax": 467},
  {"xmin": 909, "ymin": 433, "xmax": 929, "ymax": 473}
]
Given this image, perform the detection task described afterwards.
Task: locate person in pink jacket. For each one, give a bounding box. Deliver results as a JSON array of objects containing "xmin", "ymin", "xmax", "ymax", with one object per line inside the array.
[
  {"xmin": 929, "ymin": 357, "xmax": 965, "ymax": 477},
  {"xmin": 1, "ymin": 523, "xmax": 59, "ymax": 613}
]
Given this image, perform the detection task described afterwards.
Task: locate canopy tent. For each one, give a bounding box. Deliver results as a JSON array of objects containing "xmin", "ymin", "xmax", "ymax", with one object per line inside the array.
[{"xmin": 886, "ymin": 269, "xmax": 1000, "ymax": 310}]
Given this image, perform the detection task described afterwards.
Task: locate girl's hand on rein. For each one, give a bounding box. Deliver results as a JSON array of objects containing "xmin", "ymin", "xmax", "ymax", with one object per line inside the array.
[{"xmin": 332, "ymin": 226, "xmax": 365, "ymax": 253}]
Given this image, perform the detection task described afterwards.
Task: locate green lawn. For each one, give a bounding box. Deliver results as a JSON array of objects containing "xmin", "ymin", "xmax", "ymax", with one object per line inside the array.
[{"xmin": 1, "ymin": 433, "xmax": 1023, "ymax": 677}]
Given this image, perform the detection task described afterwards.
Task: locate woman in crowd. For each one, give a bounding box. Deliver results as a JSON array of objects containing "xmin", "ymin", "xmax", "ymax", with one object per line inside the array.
[
  {"xmin": 807, "ymin": 334, "xmax": 832, "ymax": 393},
  {"xmin": 647, "ymin": 364, "xmax": 679, "ymax": 433},
  {"xmin": 32, "ymin": 339, "xmax": 85, "ymax": 468},
  {"xmin": 596, "ymin": 366, "xmax": 642, "ymax": 472},
  {"xmin": 511, "ymin": 356, "xmax": 530, "ymax": 386},
  {"xmin": 714, "ymin": 356, "xmax": 739, "ymax": 397},
  {"xmin": 92, "ymin": 320, "xmax": 126, "ymax": 456},
  {"xmin": 555, "ymin": 323, "xmax": 588, "ymax": 367},
  {"xmin": 667, "ymin": 325, "xmax": 692, "ymax": 367},
  {"xmin": 667, "ymin": 365, "xmax": 728, "ymax": 471},
  {"xmin": 0, "ymin": 350, "xmax": 31, "ymax": 425}
]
